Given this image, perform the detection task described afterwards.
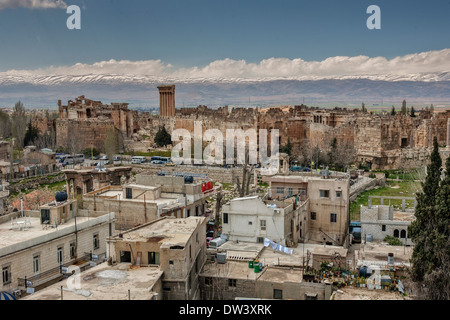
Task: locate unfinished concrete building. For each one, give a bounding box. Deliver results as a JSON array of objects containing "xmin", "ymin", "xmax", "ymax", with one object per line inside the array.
[
  {"xmin": 82, "ymin": 174, "xmax": 211, "ymax": 231},
  {"xmin": 106, "ymin": 216, "xmax": 207, "ymax": 300},
  {"xmin": 262, "ymin": 173, "xmax": 350, "ymax": 247},
  {"xmin": 0, "ymin": 198, "xmax": 114, "ymax": 298}
]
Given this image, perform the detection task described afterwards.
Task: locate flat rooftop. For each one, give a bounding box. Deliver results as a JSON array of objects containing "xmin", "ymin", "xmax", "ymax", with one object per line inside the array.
[
  {"xmin": 201, "ymin": 260, "xmax": 303, "ymax": 284},
  {"xmin": 217, "ymin": 241, "xmax": 348, "ymax": 268},
  {"xmin": 22, "ymin": 263, "xmax": 163, "ymax": 300},
  {"xmin": 0, "ymin": 216, "xmax": 91, "ymax": 251},
  {"xmin": 355, "ymin": 242, "xmax": 413, "ymax": 268},
  {"xmin": 114, "ymin": 216, "xmax": 205, "ymax": 249}
]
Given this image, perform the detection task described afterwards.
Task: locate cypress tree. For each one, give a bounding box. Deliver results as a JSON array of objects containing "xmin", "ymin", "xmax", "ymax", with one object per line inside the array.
[{"xmin": 409, "ymin": 137, "xmax": 442, "ymax": 286}]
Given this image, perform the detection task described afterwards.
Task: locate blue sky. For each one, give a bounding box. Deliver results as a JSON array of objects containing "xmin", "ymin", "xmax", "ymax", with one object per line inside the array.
[{"xmin": 0, "ymin": 0, "xmax": 449, "ymax": 72}]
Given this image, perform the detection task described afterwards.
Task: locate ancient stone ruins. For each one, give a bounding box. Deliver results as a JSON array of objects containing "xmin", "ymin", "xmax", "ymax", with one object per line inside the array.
[{"xmin": 36, "ymin": 85, "xmax": 450, "ymax": 170}]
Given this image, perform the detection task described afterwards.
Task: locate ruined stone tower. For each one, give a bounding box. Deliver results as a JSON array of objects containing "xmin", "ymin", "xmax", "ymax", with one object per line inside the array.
[{"xmin": 158, "ymin": 85, "xmax": 176, "ymax": 117}]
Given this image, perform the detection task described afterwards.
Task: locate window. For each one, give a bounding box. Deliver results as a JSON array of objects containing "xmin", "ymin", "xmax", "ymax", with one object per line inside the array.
[
  {"xmin": 273, "ymin": 289, "xmax": 283, "ymax": 299},
  {"xmin": 310, "ymin": 212, "xmax": 317, "ymax": 220},
  {"xmin": 400, "ymin": 230, "xmax": 407, "ymax": 239},
  {"xmin": 148, "ymin": 252, "xmax": 160, "ymax": 265},
  {"xmin": 125, "ymin": 188, "xmax": 132, "ymax": 199},
  {"xmin": 248, "ymin": 221, "xmax": 252, "ymax": 225},
  {"xmin": 330, "ymin": 213, "xmax": 337, "ymax": 223},
  {"xmin": 257, "ymin": 237, "xmax": 264, "ymax": 243},
  {"xmin": 336, "ymin": 191, "xmax": 342, "ymax": 198},
  {"xmin": 33, "ymin": 256, "xmax": 40, "ymax": 274},
  {"xmin": 57, "ymin": 247, "xmax": 63, "ymax": 265},
  {"xmin": 394, "ymin": 229, "xmax": 400, "ymax": 238},
  {"xmin": 320, "ymin": 190, "xmax": 330, "ymax": 198},
  {"xmin": 223, "ymin": 213, "xmax": 228, "ymax": 224},
  {"xmin": 205, "ymin": 277, "xmax": 213, "ymax": 286},
  {"xmin": 276, "ymin": 187, "xmax": 284, "ymax": 194},
  {"xmin": 382, "ymin": 225, "xmax": 386, "ymax": 232},
  {"xmin": 287, "ymin": 187, "xmax": 293, "ymax": 195},
  {"xmin": 260, "ymin": 220, "xmax": 266, "ymax": 231},
  {"xmin": 93, "ymin": 233, "xmax": 100, "ymax": 250},
  {"xmin": 2, "ymin": 266, "xmax": 11, "ymax": 285},
  {"xmin": 228, "ymin": 279, "xmax": 237, "ymax": 287},
  {"xmin": 69, "ymin": 242, "xmax": 76, "ymax": 259}
]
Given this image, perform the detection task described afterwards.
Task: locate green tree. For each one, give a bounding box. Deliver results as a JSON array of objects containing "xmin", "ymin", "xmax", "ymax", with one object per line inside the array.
[
  {"xmin": 410, "ymin": 106, "xmax": 416, "ymax": 117},
  {"xmin": 0, "ymin": 109, "xmax": 12, "ymax": 139},
  {"xmin": 23, "ymin": 122, "xmax": 40, "ymax": 146},
  {"xmin": 280, "ymin": 138, "xmax": 292, "ymax": 157},
  {"xmin": 421, "ymin": 155, "xmax": 450, "ymax": 299},
  {"xmin": 390, "ymin": 106, "xmax": 396, "ymax": 116},
  {"xmin": 327, "ymin": 137, "xmax": 337, "ymax": 168},
  {"xmin": 409, "ymin": 137, "xmax": 442, "ymax": 290},
  {"xmin": 154, "ymin": 126, "xmax": 172, "ymax": 147},
  {"xmin": 401, "ymin": 100, "xmax": 407, "ymax": 115}
]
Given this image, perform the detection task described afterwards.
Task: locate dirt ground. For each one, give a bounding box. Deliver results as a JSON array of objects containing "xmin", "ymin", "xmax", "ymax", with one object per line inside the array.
[{"xmin": 332, "ymin": 286, "xmax": 410, "ymax": 300}]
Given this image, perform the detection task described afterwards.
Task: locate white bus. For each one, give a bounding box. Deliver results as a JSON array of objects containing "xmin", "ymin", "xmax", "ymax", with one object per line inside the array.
[
  {"xmin": 74, "ymin": 154, "xmax": 85, "ymax": 164},
  {"xmin": 131, "ymin": 156, "xmax": 146, "ymax": 164}
]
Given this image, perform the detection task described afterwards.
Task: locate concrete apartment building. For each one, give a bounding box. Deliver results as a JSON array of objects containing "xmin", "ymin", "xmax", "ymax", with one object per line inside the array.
[
  {"xmin": 23, "ymin": 146, "xmax": 58, "ymax": 175},
  {"xmin": 83, "ymin": 174, "xmax": 211, "ymax": 230},
  {"xmin": 200, "ymin": 242, "xmax": 334, "ymax": 300},
  {"xmin": 263, "ymin": 174, "xmax": 350, "ymax": 247},
  {"xmin": 360, "ymin": 196, "xmax": 415, "ymax": 245},
  {"xmin": 221, "ymin": 195, "xmax": 308, "ymax": 246},
  {"xmin": 0, "ymin": 198, "xmax": 114, "ymax": 298},
  {"xmin": 106, "ymin": 216, "xmax": 207, "ymax": 300},
  {"xmin": 22, "ymin": 262, "xmax": 164, "ymax": 300}
]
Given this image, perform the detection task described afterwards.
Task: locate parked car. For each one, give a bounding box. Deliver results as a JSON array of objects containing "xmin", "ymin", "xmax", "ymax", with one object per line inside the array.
[
  {"xmin": 289, "ymin": 166, "xmax": 303, "ymax": 172},
  {"xmin": 206, "ymin": 237, "xmax": 214, "ymax": 247}
]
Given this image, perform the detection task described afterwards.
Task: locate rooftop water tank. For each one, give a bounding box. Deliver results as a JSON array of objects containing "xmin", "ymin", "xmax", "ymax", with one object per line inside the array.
[{"xmin": 55, "ymin": 191, "xmax": 68, "ymax": 202}]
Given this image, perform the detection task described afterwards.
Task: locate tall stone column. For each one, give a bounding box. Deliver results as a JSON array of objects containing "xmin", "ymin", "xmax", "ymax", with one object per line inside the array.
[{"xmin": 158, "ymin": 85, "xmax": 175, "ymax": 117}]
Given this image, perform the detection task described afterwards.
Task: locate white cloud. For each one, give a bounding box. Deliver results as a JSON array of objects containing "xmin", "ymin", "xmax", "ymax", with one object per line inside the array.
[
  {"xmin": 2, "ymin": 49, "xmax": 450, "ymax": 83},
  {"xmin": 0, "ymin": 0, "xmax": 67, "ymax": 10}
]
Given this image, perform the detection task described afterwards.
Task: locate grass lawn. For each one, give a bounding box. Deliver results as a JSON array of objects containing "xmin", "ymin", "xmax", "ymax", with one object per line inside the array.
[{"xmin": 350, "ymin": 180, "xmax": 422, "ymax": 221}]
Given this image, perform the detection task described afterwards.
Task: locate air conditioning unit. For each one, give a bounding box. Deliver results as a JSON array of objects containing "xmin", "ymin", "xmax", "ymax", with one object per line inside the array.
[
  {"xmin": 274, "ymin": 209, "xmax": 280, "ymax": 214},
  {"xmin": 13, "ymin": 289, "xmax": 22, "ymax": 298}
]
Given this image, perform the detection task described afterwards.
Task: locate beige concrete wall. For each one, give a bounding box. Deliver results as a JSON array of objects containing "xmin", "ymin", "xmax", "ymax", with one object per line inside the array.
[
  {"xmin": 0, "ymin": 217, "xmax": 113, "ymax": 293},
  {"xmin": 107, "ymin": 217, "xmax": 207, "ymax": 300},
  {"xmin": 83, "ymin": 196, "xmax": 158, "ymax": 231},
  {"xmin": 307, "ymin": 179, "xmax": 350, "ymax": 246}
]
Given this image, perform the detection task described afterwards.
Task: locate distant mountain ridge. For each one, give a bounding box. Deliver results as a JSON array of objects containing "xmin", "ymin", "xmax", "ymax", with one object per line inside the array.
[
  {"xmin": 0, "ymin": 73, "xmax": 449, "ymax": 109},
  {"xmin": 1, "ymin": 71, "xmax": 450, "ymax": 86}
]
